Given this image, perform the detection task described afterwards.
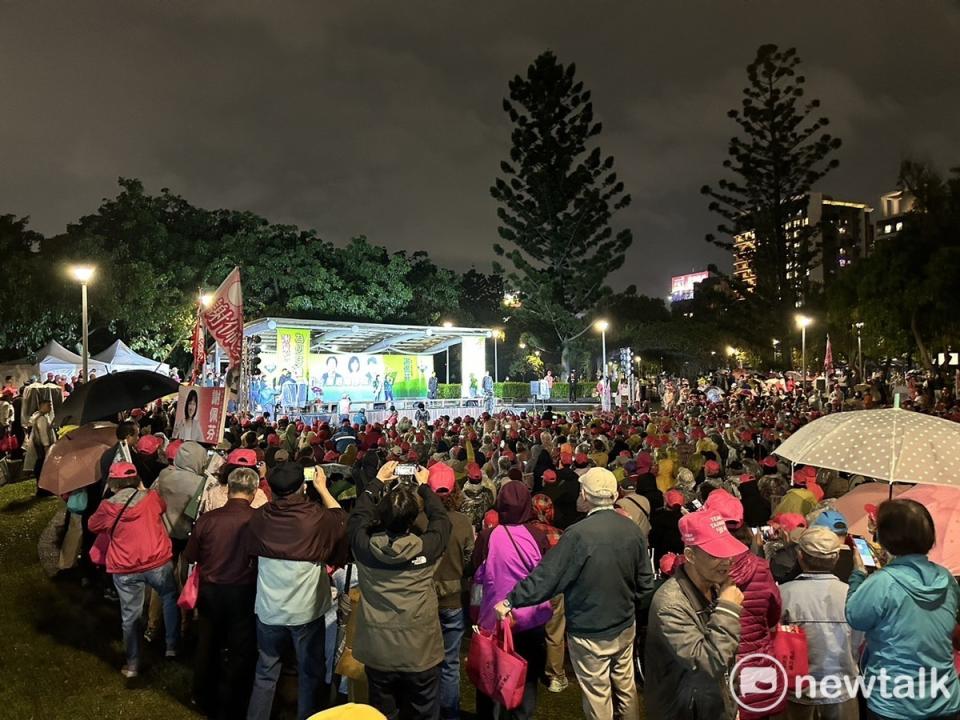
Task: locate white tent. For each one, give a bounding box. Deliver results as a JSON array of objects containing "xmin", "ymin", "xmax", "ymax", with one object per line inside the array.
[
  {"xmin": 35, "ymin": 340, "xmax": 109, "ymax": 378},
  {"xmin": 94, "ymin": 339, "xmax": 169, "ymax": 374}
]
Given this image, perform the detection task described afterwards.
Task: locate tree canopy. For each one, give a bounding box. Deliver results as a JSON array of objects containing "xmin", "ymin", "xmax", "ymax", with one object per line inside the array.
[{"xmin": 0, "ymin": 178, "xmax": 483, "ymax": 367}]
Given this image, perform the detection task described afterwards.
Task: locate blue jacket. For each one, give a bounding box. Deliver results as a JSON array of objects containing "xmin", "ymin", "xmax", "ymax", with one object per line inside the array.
[{"xmin": 846, "ymin": 555, "xmax": 960, "ymax": 719}]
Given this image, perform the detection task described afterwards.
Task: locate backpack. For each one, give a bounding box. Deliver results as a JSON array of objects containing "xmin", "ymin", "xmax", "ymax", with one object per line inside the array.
[{"xmin": 461, "ymin": 483, "xmax": 494, "ymax": 529}]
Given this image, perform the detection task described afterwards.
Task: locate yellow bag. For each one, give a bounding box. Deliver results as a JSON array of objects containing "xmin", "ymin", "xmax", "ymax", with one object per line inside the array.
[{"xmin": 335, "ymin": 587, "xmax": 365, "ymax": 681}]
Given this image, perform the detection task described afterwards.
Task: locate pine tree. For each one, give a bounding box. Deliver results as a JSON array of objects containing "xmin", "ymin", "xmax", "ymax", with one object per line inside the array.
[
  {"xmin": 702, "ymin": 44, "xmax": 841, "ymax": 335},
  {"xmin": 491, "ymin": 51, "xmax": 632, "ymax": 373}
]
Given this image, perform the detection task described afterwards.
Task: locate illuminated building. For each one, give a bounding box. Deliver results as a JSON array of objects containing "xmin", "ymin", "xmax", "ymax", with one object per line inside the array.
[{"xmin": 731, "ymin": 192, "xmax": 873, "ymax": 306}]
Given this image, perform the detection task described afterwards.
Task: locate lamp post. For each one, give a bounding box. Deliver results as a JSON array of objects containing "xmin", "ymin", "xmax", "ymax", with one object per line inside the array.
[
  {"xmin": 69, "ymin": 265, "xmax": 96, "ymax": 381},
  {"xmin": 594, "ymin": 319, "xmax": 609, "ymax": 410},
  {"xmin": 491, "ymin": 329, "xmax": 504, "ymax": 383},
  {"xmin": 796, "ymin": 314, "xmax": 813, "ymax": 385},
  {"xmin": 854, "ymin": 322, "xmax": 864, "ymax": 381}
]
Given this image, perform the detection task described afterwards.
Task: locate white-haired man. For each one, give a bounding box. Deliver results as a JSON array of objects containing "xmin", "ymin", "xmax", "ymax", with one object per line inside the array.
[{"xmin": 495, "ymin": 467, "xmax": 654, "ymax": 720}]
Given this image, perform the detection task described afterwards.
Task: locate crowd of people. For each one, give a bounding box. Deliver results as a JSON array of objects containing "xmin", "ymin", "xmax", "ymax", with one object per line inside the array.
[{"xmin": 10, "ymin": 370, "xmax": 960, "ymax": 720}]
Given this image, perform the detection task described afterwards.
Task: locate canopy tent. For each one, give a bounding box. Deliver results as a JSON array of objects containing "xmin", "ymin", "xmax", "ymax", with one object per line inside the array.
[
  {"xmin": 35, "ymin": 341, "xmax": 109, "ymax": 378},
  {"xmin": 93, "ymin": 339, "xmax": 169, "ymax": 374}
]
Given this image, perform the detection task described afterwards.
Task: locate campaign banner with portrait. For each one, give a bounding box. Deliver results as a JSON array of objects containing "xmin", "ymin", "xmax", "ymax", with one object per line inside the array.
[
  {"xmin": 172, "ymin": 385, "xmax": 227, "ymax": 444},
  {"xmin": 307, "ymin": 353, "xmax": 430, "ymax": 402}
]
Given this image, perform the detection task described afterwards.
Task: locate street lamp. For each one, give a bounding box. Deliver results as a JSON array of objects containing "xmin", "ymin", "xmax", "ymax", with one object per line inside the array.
[
  {"xmin": 491, "ymin": 329, "xmax": 505, "ymax": 383},
  {"xmin": 795, "ymin": 314, "xmax": 813, "ymax": 385},
  {"xmin": 772, "ymin": 338, "xmax": 781, "ymax": 364},
  {"xmin": 594, "ymin": 319, "xmax": 610, "ymax": 410},
  {"xmin": 200, "ymin": 292, "xmax": 213, "ymax": 308},
  {"xmin": 854, "ymin": 322, "xmax": 865, "ymax": 380},
  {"xmin": 441, "ymin": 321, "xmax": 454, "ymax": 384},
  {"xmin": 69, "ymin": 265, "xmax": 96, "ymax": 381}
]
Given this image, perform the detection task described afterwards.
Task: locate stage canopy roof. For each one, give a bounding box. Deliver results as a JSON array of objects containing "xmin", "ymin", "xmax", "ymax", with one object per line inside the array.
[{"xmin": 243, "ymin": 318, "xmax": 492, "ymax": 355}]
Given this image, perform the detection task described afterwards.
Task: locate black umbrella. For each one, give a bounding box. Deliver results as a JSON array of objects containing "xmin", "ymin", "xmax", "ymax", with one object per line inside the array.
[{"xmin": 59, "ymin": 370, "xmax": 179, "ymax": 426}]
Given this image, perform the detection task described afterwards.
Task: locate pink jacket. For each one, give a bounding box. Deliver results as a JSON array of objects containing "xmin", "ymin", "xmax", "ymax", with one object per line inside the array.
[
  {"xmin": 729, "ymin": 549, "xmax": 785, "ymax": 719},
  {"xmin": 474, "ymin": 524, "xmax": 552, "ymax": 633}
]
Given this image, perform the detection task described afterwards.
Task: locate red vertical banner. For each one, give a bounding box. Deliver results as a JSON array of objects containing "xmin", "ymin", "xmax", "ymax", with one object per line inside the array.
[
  {"xmin": 823, "ymin": 334, "xmax": 834, "ymax": 375},
  {"xmin": 191, "ymin": 306, "xmax": 206, "ymax": 383},
  {"xmin": 201, "ymin": 267, "xmax": 244, "ymax": 369}
]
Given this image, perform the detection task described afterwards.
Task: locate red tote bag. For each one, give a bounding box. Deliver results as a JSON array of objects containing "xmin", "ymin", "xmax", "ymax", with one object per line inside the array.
[
  {"xmin": 177, "ymin": 565, "xmax": 200, "ymax": 611},
  {"xmin": 772, "ymin": 624, "xmax": 810, "ymax": 691},
  {"xmin": 466, "ymin": 620, "xmax": 528, "ymax": 710}
]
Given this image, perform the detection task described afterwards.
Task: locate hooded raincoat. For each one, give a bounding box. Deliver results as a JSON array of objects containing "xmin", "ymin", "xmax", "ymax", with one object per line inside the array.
[{"xmin": 155, "ymin": 441, "xmax": 208, "ymax": 540}]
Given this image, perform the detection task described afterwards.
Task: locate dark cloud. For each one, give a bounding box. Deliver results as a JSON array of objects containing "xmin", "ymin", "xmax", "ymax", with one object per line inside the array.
[{"xmin": 2, "ymin": 1, "xmax": 959, "ymax": 297}]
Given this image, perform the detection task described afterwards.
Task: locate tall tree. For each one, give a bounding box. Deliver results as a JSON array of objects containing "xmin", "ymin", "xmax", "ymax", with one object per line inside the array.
[
  {"xmin": 491, "ymin": 51, "xmax": 633, "ymax": 373},
  {"xmin": 702, "ymin": 44, "xmax": 842, "ymax": 347}
]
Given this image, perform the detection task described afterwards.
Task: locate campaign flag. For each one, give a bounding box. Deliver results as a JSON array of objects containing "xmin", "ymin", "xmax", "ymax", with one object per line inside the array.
[
  {"xmin": 191, "ymin": 308, "xmax": 206, "ymax": 383},
  {"xmin": 172, "ymin": 385, "xmax": 227, "ymax": 444},
  {"xmin": 201, "ymin": 267, "xmax": 243, "ymax": 369},
  {"xmin": 824, "ymin": 334, "xmax": 834, "ymax": 375}
]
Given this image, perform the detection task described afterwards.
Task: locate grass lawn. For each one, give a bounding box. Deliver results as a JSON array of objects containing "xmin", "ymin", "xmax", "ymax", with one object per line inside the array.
[{"xmin": 0, "ymin": 480, "xmax": 641, "ymax": 719}]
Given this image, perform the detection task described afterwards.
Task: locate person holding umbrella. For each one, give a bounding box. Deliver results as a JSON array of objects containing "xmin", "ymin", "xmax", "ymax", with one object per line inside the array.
[{"xmin": 88, "ymin": 462, "xmax": 180, "ymax": 678}]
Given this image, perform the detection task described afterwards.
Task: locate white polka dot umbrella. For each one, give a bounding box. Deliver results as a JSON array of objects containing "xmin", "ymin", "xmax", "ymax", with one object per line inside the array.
[{"xmin": 774, "ymin": 408, "xmax": 960, "ymax": 486}]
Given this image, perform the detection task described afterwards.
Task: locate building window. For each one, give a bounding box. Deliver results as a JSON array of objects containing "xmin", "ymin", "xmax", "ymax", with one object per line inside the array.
[
  {"xmin": 884, "ymin": 224, "xmax": 892, "ymax": 234},
  {"xmin": 896, "ymin": 221, "xmax": 903, "ymax": 231}
]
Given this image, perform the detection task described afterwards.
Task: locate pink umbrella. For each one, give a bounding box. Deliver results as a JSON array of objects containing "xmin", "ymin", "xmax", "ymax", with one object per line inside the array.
[
  {"xmin": 897, "ymin": 484, "xmax": 960, "ymax": 576},
  {"xmin": 37, "ymin": 422, "xmax": 117, "ymax": 496},
  {"xmin": 834, "ymin": 482, "xmax": 911, "ymax": 537}
]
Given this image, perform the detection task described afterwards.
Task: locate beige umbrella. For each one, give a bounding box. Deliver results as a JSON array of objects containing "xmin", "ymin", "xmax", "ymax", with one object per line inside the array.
[
  {"xmin": 774, "ymin": 408, "xmax": 960, "ymax": 486},
  {"xmin": 37, "ymin": 422, "xmax": 117, "ymax": 495}
]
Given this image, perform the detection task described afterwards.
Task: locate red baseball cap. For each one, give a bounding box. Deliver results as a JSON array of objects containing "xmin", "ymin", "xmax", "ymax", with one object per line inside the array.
[
  {"xmin": 226, "ymin": 449, "xmax": 258, "ymax": 467},
  {"xmin": 428, "ymin": 463, "xmax": 456, "ymax": 494},
  {"xmin": 323, "ymin": 451, "xmax": 339, "ymax": 463},
  {"xmin": 679, "ymin": 512, "xmax": 747, "ymax": 558},
  {"xmin": 703, "ymin": 489, "xmax": 744, "ymax": 529},
  {"xmin": 165, "ymin": 439, "xmax": 183, "ymax": 462},
  {"xmin": 761, "ymin": 456, "xmax": 778, "ymax": 469},
  {"xmin": 466, "ymin": 462, "xmax": 482, "ymax": 481},
  {"xmin": 772, "ymin": 513, "xmax": 808, "ymax": 533},
  {"xmin": 109, "ymin": 462, "xmax": 138, "ymax": 480},
  {"xmin": 135, "ymin": 434, "xmax": 163, "ymax": 456},
  {"xmin": 739, "ymin": 473, "xmax": 756, "ymax": 485},
  {"xmin": 664, "ymin": 489, "xmax": 685, "ymax": 509},
  {"xmin": 559, "ymin": 451, "xmax": 574, "ymax": 466},
  {"xmin": 542, "ymin": 469, "xmax": 557, "ymax": 485},
  {"xmin": 704, "ymin": 460, "xmax": 721, "ymax": 477},
  {"xmin": 574, "ymin": 452, "xmax": 589, "ymax": 465}
]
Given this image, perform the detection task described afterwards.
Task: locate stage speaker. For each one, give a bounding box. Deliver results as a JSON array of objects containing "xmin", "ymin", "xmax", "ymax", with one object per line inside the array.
[{"xmin": 373, "ymin": 402, "xmax": 386, "ymax": 410}]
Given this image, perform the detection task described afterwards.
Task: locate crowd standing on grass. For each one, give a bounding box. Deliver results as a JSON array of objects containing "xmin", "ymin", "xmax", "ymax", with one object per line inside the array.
[{"xmin": 5, "ymin": 368, "xmax": 960, "ymax": 720}]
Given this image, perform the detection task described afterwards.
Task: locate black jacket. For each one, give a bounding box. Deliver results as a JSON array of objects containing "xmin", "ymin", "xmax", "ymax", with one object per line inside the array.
[
  {"xmin": 649, "ymin": 506, "xmax": 684, "ymax": 565},
  {"xmin": 508, "ymin": 508, "xmax": 655, "ymax": 639},
  {"xmin": 540, "ymin": 468, "xmax": 581, "ymax": 529},
  {"xmin": 738, "ymin": 481, "xmax": 771, "ymax": 528}
]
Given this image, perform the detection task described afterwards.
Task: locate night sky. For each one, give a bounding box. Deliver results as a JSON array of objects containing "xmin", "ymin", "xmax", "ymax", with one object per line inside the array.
[{"xmin": 3, "ymin": 1, "xmax": 959, "ymax": 298}]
